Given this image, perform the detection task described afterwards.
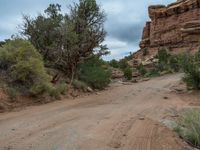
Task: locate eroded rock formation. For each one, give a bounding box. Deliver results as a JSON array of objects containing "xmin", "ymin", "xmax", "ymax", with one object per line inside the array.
[{"xmin": 137, "ymin": 0, "xmax": 200, "ymax": 58}]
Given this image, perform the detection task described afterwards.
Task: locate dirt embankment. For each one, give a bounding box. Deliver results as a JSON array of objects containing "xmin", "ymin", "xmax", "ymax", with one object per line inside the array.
[{"xmin": 0, "ymin": 74, "xmax": 195, "ymax": 150}]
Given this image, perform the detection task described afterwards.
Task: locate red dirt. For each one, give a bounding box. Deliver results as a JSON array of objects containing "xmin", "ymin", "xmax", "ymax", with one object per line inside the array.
[{"xmin": 0, "ymin": 74, "xmax": 193, "ymax": 150}]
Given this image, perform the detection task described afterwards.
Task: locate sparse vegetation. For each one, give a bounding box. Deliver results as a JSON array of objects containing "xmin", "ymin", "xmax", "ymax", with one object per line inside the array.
[
  {"xmin": 78, "ymin": 56, "xmax": 111, "ymax": 89},
  {"xmin": 175, "ymin": 109, "xmax": 200, "ymax": 149},
  {"xmin": 138, "ymin": 64, "xmax": 147, "ymax": 76},
  {"xmin": 0, "ymin": 39, "xmax": 54, "ymax": 96},
  {"xmin": 22, "ymin": 0, "xmax": 108, "ymax": 85},
  {"xmin": 72, "ymin": 80, "xmax": 88, "ymax": 91},
  {"xmin": 180, "ymin": 51, "xmax": 200, "ymax": 90},
  {"xmin": 123, "ymin": 67, "xmax": 132, "ymax": 80},
  {"xmin": 109, "ymin": 59, "xmax": 119, "ymax": 68}
]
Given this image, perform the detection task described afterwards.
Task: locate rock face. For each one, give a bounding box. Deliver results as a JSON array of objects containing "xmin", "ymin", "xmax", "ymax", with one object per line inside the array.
[{"xmin": 138, "ymin": 0, "xmax": 200, "ymax": 58}]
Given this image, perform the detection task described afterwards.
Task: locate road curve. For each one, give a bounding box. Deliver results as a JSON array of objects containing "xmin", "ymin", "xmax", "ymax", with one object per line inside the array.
[{"xmin": 0, "ymin": 74, "xmax": 190, "ymax": 150}]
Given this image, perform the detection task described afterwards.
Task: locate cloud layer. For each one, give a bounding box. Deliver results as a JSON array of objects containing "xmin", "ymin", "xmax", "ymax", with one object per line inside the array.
[{"xmin": 0, "ymin": 0, "xmax": 175, "ymax": 60}]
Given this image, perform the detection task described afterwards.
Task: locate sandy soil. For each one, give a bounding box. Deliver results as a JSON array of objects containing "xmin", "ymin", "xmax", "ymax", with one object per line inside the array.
[{"xmin": 0, "ymin": 74, "xmax": 193, "ymax": 150}]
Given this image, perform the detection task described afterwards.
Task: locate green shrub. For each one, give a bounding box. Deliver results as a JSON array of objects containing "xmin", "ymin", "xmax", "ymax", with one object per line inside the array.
[
  {"xmin": 169, "ymin": 55, "xmax": 180, "ymax": 72},
  {"xmin": 0, "ymin": 39, "xmax": 53, "ymax": 96},
  {"xmin": 79, "ymin": 66, "xmax": 111, "ymax": 89},
  {"xmin": 146, "ymin": 68, "xmax": 160, "ymax": 77},
  {"xmin": 175, "ymin": 109, "xmax": 200, "ymax": 148},
  {"xmin": 118, "ymin": 59, "xmax": 129, "ymax": 71},
  {"xmin": 72, "ymin": 80, "xmax": 88, "ymax": 91},
  {"xmin": 138, "ymin": 64, "xmax": 147, "ymax": 76},
  {"xmin": 109, "ymin": 59, "xmax": 119, "ymax": 68},
  {"xmin": 56, "ymin": 83, "xmax": 67, "ymax": 95},
  {"xmin": 180, "ymin": 54, "xmax": 200, "ymax": 90},
  {"xmin": 78, "ymin": 57, "xmax": 111, "ymax": 89},
  {"xmin": 157, "ymin": 48, "xmax": 170, "ymax": 64},
  {"xmin": 123, "ymin": 67, "xmax": 132, "ymax": 80},
  {"xmin": 6, "ymin": 87, "xmax": 19, "ymax": 100}
]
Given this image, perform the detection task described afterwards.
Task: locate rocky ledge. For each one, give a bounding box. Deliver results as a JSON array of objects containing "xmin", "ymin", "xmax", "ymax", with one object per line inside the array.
[{"xmin": 136, "ymin": 0, "xmax": 200, "ymax": 59}]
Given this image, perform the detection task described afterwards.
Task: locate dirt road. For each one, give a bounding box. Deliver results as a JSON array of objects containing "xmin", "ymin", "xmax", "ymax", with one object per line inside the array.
[{"xmin": 0, "ymin": 74, "xmax": 191, "ymax": 150}]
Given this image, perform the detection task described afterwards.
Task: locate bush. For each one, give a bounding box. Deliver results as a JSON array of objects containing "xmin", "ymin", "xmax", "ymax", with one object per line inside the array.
[
  {"xmin": 157, "ymin": 48, "xmax": 170, "ymax": 64},
  {"xmin": 56, "ymin": 83, "xmax": 67, "ymax": 95},
  {"xmin": 79, "ymin": 66, "xmax": 111, "ymax": 89},
  {"xmin": 118, "ymin": 59, "xmax": 129, "ymax": 71},
  {"xmin": 180, "ymin": 53, "xmax": 200, "ymax": 90},
  {"xmin": 175, "ymin": 109, "xmax": 200, "ymax": 148},
  {"xmin": 138, "ymin": 64, "xmax": 147, "ymax": 76},
  {"xmin": 0, "ymin": 39, "xmax": 53, "ymax": 96},
  {"xmin": 72, "ymin": 80, "xmax": 88, "ymax": 91},
  {"xmin": 123, "ymin": 67, "xmax": 132, "ymax": 80},
  {"xmin": 109, "ymin": 59, "xmax": 119, "ymax": 68},
  {"xmin": 78, "ymin": 56, "xmax": 111, "ymax": 89},
  {"xmin": 169, "ymin": 55, "xmax": 180, "ymax": 72},
  {"xmin": 6, "ymin": 87, "xmax": 19, "ymax": 100}
]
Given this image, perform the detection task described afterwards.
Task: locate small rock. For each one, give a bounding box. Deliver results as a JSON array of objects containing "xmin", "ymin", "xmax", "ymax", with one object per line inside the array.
[
  {"xmin": 163, "ymin": 96, "xmax": 169, "ymax": 99},
  {"xmin": 87, "ymin": 87, "xmax": 93, "ymax": 92},
  {"xmin": 139, "ymin": 117, "xmax": 145, "ymax": 120}
]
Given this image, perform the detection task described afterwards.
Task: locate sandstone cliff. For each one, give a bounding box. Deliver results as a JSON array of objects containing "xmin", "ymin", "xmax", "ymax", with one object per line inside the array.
[{"xmin": 135, "ymin": 0, "xmax": 200, "ymax": 59}]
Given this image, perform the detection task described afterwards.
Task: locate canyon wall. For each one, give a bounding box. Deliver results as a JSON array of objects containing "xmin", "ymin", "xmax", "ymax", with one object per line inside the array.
[{"xmin": 136, "ymin": 0, "xmax": 200, "ymax": 58}]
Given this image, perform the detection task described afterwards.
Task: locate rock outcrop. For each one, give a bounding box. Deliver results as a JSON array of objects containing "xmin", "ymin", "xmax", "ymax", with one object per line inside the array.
[{"xmin": 136, "ymin": 0, "xmax": 200, "ymax": 59}]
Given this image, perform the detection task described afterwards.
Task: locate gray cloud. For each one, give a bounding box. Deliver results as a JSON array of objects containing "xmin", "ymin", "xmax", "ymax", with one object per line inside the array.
[
  {"xmin": 0, "ymin": 0, "xmax": 176, "ymax": 60},
  {"xmin": 106, "ymin": 22, "xmax": 143, "ymax": 44}
]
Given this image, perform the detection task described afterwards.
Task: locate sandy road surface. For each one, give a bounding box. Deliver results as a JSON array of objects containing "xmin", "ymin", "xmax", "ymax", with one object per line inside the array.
[{"xmin": 0, "ymin": 74, "xmax": 191, "ymax": 150}]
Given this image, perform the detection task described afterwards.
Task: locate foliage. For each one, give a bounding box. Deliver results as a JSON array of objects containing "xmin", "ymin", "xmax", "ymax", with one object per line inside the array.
[
  {"xmin": 157, "ymin": 48, "xmax": 170, "ymax": 64},
  {"xmin": 0, "ymin": 39, "xmax": 53, "ymax": 96},
  {"xmin": 180, "ymin": 53, "xmax": 200, "ymax": 90},
  {"xmin": 6, "ymin": 87, "xmax": 19, "ymax": 100},
  {"xmin": 119, "ymin": 59, "xmax": 129, "ymax": 71},
  {"xmin": 22, "ymin": 0, "xmax": 108, "ymax": 82},
  {"xmin": 78, "ymin": 56, "xmax": 111, "ymax": 89},
  {"xmin": 109, "ymin": 59, "xmax": 119, "ymax": 68},
  {"xmin": 56, "ymin": 83, "xmax": 67, "ymax": 95},
  {"xmin": 123, "ymin": 67, "xmax": 132, "ymax": 80},
  {"xmin": 169, "ymin": 55, "xmax": 180, "ymax": 72},
  {"xmin": 175, "ymin": 109, "xmax": 200, "ymax": 148},
  {"xmin": 72, "ymin": 80, "xmax": 88, "ymax": 91},
  {"xmin": 138, "ymin": 64, "xmax": 147, "ymax": 76}
]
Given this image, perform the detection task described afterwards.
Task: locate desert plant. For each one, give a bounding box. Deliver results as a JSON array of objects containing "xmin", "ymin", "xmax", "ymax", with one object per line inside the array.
[
  {"xmin": 180, "ymin": 54, "xmax": 200, "ymax": 90},
  {"xmin": 123, "ymin": 67, "xmax": 132, "ymax": 80},
  {"xmin": 72, "ymin": 80, "xmax": 88, "ymax": 91},
  {"xmin": 175, "ymin": 109, "xmax": 200, "ymax": 148},
  {"xmin": 118, "ymin": 59, "xmax": 129, "ymax": 71},
  {"xmin": 78, "ymin": 56, "xmax": 111, "ymax": 89},
  {"xmin": 56, "ymin": 83, "xmax": 67, "ymax": 95},
  {"xmin": 0, "ymin": 39, "xmax": 54, "ymax": 96},
  {"xmin": 157, "ymin": 48, "xmax": 170, "ymax": 64},
  {"xmin": 169, "ymin": 55, "xmax": 180, "ymax": 72},
  {"xmin": 109, "ymin": 59, "xmax": 119, "ymax": 68},
  {"xmin": 6, "ymin": 87, "xmax": 19, "ymax": 100},
  {"xmin": 79, "ymin": 66, "xmax": 111, "ymax": 89},
  {"xmin": 138, "ymin": 64, "xmax": 147, "ymax": 76},
  {"xmin": 22, "ymin": 0, "xmax": 108, "ymax": 85}
]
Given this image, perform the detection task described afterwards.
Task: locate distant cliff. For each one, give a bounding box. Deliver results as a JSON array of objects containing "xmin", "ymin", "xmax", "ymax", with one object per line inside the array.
[{"xmin": 135, "ymin": 0, "xmax": 200, "ymax": 59}]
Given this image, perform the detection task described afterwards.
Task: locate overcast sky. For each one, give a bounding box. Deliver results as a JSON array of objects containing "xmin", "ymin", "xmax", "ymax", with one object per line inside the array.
[{"xmin": 0, "ymin": 0, "xmax": 175, "ymax": 60}]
